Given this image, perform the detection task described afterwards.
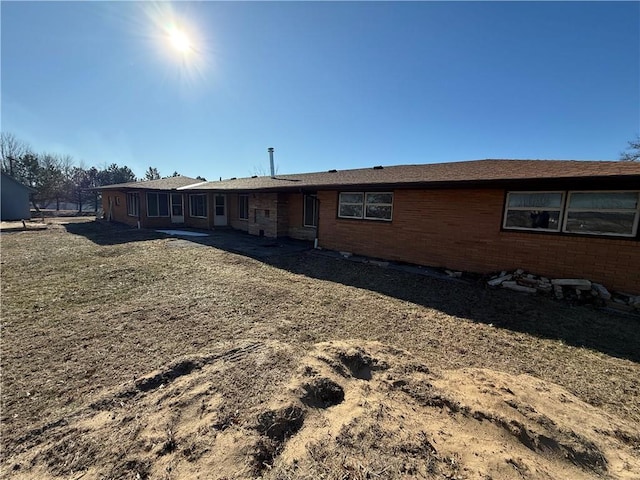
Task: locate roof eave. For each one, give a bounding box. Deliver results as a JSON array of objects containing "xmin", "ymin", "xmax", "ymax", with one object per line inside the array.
[{"xmin": 183, "ymin": 174, "xmax": 640, "ymax": 193}]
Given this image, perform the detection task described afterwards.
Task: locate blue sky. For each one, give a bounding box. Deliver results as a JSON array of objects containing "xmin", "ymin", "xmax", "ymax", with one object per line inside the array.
[{"xmin": 2, "ymin": 1, "xmax": 638, "ymax": 180}]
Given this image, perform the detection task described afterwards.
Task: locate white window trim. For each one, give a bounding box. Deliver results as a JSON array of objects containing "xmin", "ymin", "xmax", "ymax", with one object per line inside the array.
[
  {"xmin": 127, "ymin": 193, "xmax": 139, "ymax": 217},
  {"xmin": 562, "ymin": 190, "xmax": 640, "ymax": 238},
  {"xmin": 503, "ymin": 190, "xmax": 640, "ymax": 237},
  {"xmin": 338, "ymin": 192, "xmax": 364, "ymax": 219},
  {"xmin": 303, "ymin": 194, "xmax": 318, "ymax": 227},
  {"xmin": 364, "ymin": 192, "xmax": 393, "ymax": 221},
  {"xmin": 238, "ymin": 194, "xmax": 249, "ymax": 221},
  {"xmin": 189, "ymin": 194, "xmax": 208, "ymax": 218},
  {"xmin": 146, "ymin": 192, "xmax": 170, "ymax": 217},
  {"xmin": 338, "ymin": 192, "xmax": 393, "ymax": 221},
  {"xmin": 503, "ymin": 191, "xmax": 565, "ymax": 232}
]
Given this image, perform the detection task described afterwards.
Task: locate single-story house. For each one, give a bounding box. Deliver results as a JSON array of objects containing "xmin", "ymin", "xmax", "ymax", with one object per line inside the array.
[
  {"xmin": 1, "ymin": 172, "xmax": 35, "ymax": 221},
  {"xmin": 99, "ymin": 176, "xmax": 205, "ymax": 228},
  {"xmin": 99, "ymin": 160, "xmax": 640, "ymax": 293}
]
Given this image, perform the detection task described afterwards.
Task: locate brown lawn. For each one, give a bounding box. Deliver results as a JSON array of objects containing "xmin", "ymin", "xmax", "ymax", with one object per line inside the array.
[{"xmin": 1, "ymin": 219, "xmax": 639, "ymax": 479}]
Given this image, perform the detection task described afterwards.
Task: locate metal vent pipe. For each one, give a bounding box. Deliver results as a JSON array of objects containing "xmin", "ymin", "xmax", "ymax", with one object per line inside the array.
[{"xmin": 268, "ymin": 147, "xmax": 275, "ymax": 178}]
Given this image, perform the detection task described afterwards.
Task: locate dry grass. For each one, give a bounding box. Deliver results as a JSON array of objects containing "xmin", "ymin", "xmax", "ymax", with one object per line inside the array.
[{"xmin": 1, "ymin": 219, "xmax": 639, "ymax": 478}]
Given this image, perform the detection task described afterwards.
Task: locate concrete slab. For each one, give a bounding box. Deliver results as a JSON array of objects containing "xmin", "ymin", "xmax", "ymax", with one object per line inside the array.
[
  {"xmin": 160, "ymin": 228, "xmax": 313, "ymax": 258},
  {"xmin": 156, "ymin": 229, "xmax": 210, "ymax": 237}
]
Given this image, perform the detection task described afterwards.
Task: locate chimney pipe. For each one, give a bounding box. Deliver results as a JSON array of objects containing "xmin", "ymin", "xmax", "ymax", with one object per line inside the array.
[{"xmin": 268, "ymin": 147, "xmax": 275, "ymax": 178}]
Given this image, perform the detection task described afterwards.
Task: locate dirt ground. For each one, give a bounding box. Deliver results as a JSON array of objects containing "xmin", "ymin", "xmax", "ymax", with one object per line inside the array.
[{"xmin": 1, "ymin": 219, "xmax": 639, "ymax": 479}]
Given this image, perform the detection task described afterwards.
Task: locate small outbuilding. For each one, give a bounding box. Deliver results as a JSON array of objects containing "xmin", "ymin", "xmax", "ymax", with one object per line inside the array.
[{"xmin": 1, "ymin": 172, "xmax": 35, "ymax": 221}]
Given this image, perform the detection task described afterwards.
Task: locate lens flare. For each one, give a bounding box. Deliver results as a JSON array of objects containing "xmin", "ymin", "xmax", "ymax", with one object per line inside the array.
[
  {"xmin": 133, "ymin": 1, "xmax": 212, "ymax": 90},
  {"xmin": 169, "ymin": 27, "xmax": 192, "ymax": 53}
]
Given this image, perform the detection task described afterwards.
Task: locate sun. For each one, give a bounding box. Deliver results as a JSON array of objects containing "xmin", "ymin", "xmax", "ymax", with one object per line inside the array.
[{"xmin": 169, "ymin": 27, "xmax": 192, "ymax": 53}]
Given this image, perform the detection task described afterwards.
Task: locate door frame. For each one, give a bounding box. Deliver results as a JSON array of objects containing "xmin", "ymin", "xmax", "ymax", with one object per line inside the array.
[
  {"xmin": 214, "ymin": 194, "xmax": 227, "ymax": 226},
  {"xmin": 170, "ymin": 193, "xmax": 184, "ymax": 224}
]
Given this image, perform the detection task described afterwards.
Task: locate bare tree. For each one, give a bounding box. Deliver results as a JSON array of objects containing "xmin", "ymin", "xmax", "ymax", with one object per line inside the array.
[
  {"xmin": 251, "ymin": 164, "xmax": 278, "ymax": 177},
  {"xmin": 0, "ymin": 132, "xmax": 30, "ymax": 176},
  {"xmin": 620, "ymin": 136, "xmax": 640, "ymax": 161}
]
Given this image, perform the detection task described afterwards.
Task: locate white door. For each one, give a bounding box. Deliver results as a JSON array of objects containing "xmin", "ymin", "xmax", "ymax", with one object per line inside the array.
[
  {"xmin": 171, "ymin": 193, "xmax": 184, "ymax": 223},
  {"xmin": 214, "ymin": 194, "xmax": 227, "ymax": 226}
]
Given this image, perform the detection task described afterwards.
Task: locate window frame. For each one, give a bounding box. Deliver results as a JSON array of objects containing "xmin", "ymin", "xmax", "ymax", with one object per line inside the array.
[
  {"xmin": 502, "ymin": 191, "xmax": 565, "ymax": 233},
  {"xmin": 146, "ymin": 192, "xmax": 170, "ymax": 217},
  {"xmin": 303, "ymin": 194, "xmax": 318, "ymax": 227},
  {"xmin": 364, "ymin": 192, "xmax": 393, "ymax": 221},
  {"xmin": 502, "ymin": 190, "xmax": 640, "ymax": 238},
  {"xmin": 338, "ymin": 191, "xmax": 393, "ymax": 222},
  {"xmin": 126, "ymin": 193, "xmax": 139, "ymax": 217},
  {"xmin": 189, "ymin": 194, "xmax": 208, "ymax": 218},
  {"xmin": 238, "ymin": 194, "xmax": 249, "ymax": 220},
  {"xmin": 562, "ymin": 190, "xmax": 640, "ymax": 238},
  {"xmin": 338, "ymin": 192, "xmax": 364, "ymax": 219}
]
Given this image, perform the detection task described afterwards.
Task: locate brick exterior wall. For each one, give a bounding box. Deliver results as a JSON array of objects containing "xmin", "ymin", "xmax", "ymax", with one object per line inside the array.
[
  {"xmin": 287, "ymin": 193, "xmax": 317, "ymax": 241},
  {"xmin": 103, "ymin": 190, "xmax": 139, "ymax": 227},
  {"xmin": 247, "ymin": 193, "xmax": 279, "ymax": 237},
  {"xmin": 184, "ymin": 192, "xmax": 213, "ymax": 229},
  {"xmin": 228, "ymin": 193, "xmax": 249, "ymax": 232},
  {"xmin": 103, "ymin": 190, "xmax": 215, "ymax": 229},
  {"xmin": 317, "ymin": 189, "xmax": 640, "ymax": 294}
]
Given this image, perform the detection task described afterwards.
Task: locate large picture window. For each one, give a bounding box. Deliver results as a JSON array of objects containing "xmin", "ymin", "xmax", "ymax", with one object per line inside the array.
[
  {"xmin": 504, "ymin": 190, "xmax": 640, "ymax": 237},
  {"xmin": 304, "ymin": 194, "xmax": 318, "ymax": 227},
  {"xmin": 238, "ymin": 194, "xmax": 249, "ymax": 220},
  {"xmin": 147, "ymin": 192, "xmax": 169, "ymax": 217},
  {"xmin": 190, "ymin": 194, "xmax": 207, "ymax": 218},
  {"xmin": 503, "ymin": 192, "xmax": 564, "ymax": 231},
  {"xmin": 338, "ymin": 192, "xmax": 393, "ymax": 221},
  {"xmin": 127, "ymin": 193, "xmax": 139, "ymax": 217},
  {"xmin": 563, "ymin": 191, "xmax": 639, "ymax": 237}
]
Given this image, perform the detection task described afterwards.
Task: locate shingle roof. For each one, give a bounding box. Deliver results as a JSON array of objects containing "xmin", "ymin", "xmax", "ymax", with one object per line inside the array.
[
  {"xmin": 98, "ymin": 176, "xmax": 203, "ymax": 191},
  {"xmin": 182, "ymin": 159, "xmax": 640, "ymax": 192}
]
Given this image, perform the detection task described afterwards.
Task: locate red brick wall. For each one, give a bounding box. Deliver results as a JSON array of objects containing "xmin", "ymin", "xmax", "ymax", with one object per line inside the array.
[
  {"xmin": 287, "ymin": 193, "xmax": 317, "ymax": 241},
  {"xmin": 317, "ymin": 189, "xmax": 640, "ymax": 294},
  {"xmin": 276, "ymin": 193, "xmax": 290, "ymax": 237},
  {"xmin": 228, "ymin": 193, "xmax": 249, "ymax": 232},
  {"xmin": 184, "ymin": 192, "xmax": 213, "ymax": 229},
  {"xmin": 102, "ymin": 190, "xmax": 138, "ymax": 227}
]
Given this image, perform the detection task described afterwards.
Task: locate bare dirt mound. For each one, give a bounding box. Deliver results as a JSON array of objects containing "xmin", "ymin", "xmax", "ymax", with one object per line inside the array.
[{"xmin": 3, "ymin": 341, "xmax": 639, "ymax": 479}]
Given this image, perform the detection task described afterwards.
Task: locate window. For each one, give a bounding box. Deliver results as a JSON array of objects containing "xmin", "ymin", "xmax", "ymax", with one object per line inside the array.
[
  {"xmin": 564, "ymin": 191, "xmax": 639, "ymax": 237},
  {"xmin": 147, "ymin": 193, "xmax": 169, "ymax": 217},
  {"xmin": 304, "ymin": 194, "xmax": 318, "ymax": 227},
  {"xmin": 365, "ymin": 192, "xmax": 393, "ymax": 220},
  {"xmin": 171, "ymin": 194, "xmax": 183, "ymax": 216},
  {"xmin": 127, "ymin": 193, "xmax": 139, "ymax": 217},
  {"xmin": 503, "ymin": 190, "xmax": 640, "ymax": 237},
  {"xmin": 238, "ymin": 194, "xmax": 249, "ymax": 220},
  {"xmin": 190, "ymin": 194, "xmax": 207, "ymax": 218},
  {"xmin": 503, "ymin": 192, "xmax": 564, "ymax": 232},
  {"xmin": 338, "ymin": 193, "xmax": 363, "ymax": 219},
  {"xmin": 215, "ymin": 194, "xmax": 225, "ymax": 216},
  {"xmin": 338, "ymin": 192, "xmax": 393, "ymax": 221}
]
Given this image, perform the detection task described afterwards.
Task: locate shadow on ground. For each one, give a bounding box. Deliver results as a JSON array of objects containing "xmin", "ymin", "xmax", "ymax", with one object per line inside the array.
[
  {"xmin": 268, "ymin": 252, "xmax": 640, "ymax": 364},
  {"xmin": 66, "ymin": 221, "xmax": 640, "ymax": 363},
  {"xmin": 64, "ymin": 220, "xmax": 168, "ymax": 245}
]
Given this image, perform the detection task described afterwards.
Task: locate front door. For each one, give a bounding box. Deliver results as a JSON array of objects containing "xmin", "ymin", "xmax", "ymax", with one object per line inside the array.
[
  {"xmin": 171, "ymin": 193, "xmax": 184, "ymax": 223},
  {"xmin": 214, "ymin": 194, "xmax": 227, "ymax": 226}
]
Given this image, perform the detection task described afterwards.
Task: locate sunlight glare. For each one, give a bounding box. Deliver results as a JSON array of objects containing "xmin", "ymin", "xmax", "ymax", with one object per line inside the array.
[
  {"xmin": 169, "ymin": 27, "xmax": 192, "ymax": 53},
  {"xmin": 136, "ymin": 2, "xmax": 212, "ymax": 90}
]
